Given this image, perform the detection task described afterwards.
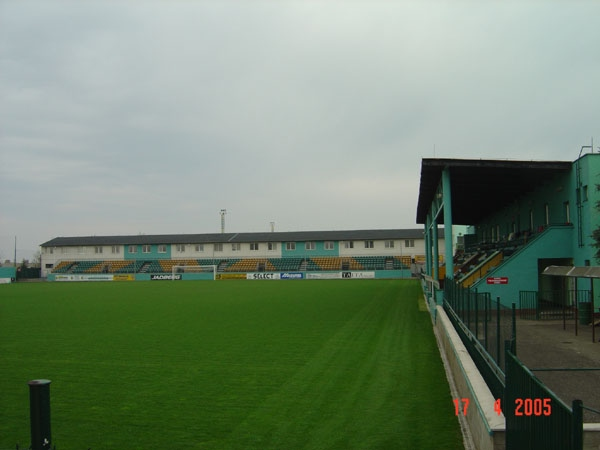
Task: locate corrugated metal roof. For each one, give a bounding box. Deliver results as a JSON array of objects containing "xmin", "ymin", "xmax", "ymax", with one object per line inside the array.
[
  {"xmin": 542, "ymin": 265, "xmax": 600, "ymax": 278},
  {"xmin": 40, "ymin": 228, "xmax": 438, "ymax": 247}
]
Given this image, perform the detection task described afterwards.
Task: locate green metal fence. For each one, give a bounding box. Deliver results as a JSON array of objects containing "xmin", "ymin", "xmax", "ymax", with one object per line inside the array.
[
  {"xmin": 519, "ymin": 291, "xmax": 540, "ymax": 320},
  {"xmin": 444, "ymin": 280, "xmax": 516, "ymax": 370},
  {"xmin": 505, "ymin": 349, "xmax": 582, "ymax": 450},
  {"xmin": 520, "ymin": 290, "xmax": 591, "ymax": 321},
  {"xmin": 443, "ymin": 279, "xmax": 516, "ymax": 399}
]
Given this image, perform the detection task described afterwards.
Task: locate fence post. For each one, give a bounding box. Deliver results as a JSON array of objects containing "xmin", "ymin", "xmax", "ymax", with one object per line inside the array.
[
  {"xmin": 28, "ymin": 379, "xmax": 52, "ymax": 450},
  {"xmin": 496, "ymin": 297, "xmax": 501, "ymax": 363},
  {"xmin": 512, "ymin": 302, "xmax": 517, "ymax": 356},
  {"xmin": 572, "ymin": 399, "xmax": 583, "ymax": 450},
  {"xmin": 467, "ymin": 287, "xmax": 471, "ymax": 330},
  {"xmin": 484, "ymin": 294, "xmax": 489, "ymax": 352},
  {"xmin": 475, "ymin": 289, "xmax": 479, "ymax": 341},
  {"xmin": 575, "ymin": 293, "xmax": 579, "ymax": 336}
]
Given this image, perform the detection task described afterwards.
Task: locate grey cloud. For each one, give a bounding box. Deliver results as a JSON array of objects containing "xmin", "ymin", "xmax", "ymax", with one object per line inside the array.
[{"xmin": 1, "ymin": 1, "xmax": 599, "ymax": 261}]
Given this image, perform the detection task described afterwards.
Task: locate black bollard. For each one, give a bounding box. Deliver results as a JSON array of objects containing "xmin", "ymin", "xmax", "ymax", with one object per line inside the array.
[{"xmin": 28, "ymin": 379, "xmax": 52, "ymax": 450}]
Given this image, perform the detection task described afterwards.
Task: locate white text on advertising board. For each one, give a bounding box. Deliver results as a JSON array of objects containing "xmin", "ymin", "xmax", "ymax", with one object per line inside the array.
[
  {"xmin": 151, "ymin": 274, "xmax": 182, "ymax": 281},
  {"xmin": 247, "ymin": 273, "xmax": 281, "ymax": 280},
  {"xmin": 280, "ymin": 272, "xmax": 303, "ymax": 279}
]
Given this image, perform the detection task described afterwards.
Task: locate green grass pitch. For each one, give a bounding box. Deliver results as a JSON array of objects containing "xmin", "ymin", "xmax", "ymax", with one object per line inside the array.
[{"xmin": 0, "ymin": 280, "xmax": 463, "ymax": 449}]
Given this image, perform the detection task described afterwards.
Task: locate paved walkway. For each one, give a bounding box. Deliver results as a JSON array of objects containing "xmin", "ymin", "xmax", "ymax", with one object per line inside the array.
[{"xmin": 514, "ymin": 317, "xmax": 600, "ymax": 422}]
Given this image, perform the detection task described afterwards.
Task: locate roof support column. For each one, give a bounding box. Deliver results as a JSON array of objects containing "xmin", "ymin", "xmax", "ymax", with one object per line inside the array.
[
  {"xmin": 442, "ymin": 167, "xmax": 454, "ymax": 279},
  {"xmin": 432, "ymin": 221, "xmax": 439, "ymax": 280},
  {"xmin": 425, "ymin": 216, "xmax": 432, "ymax": 277}
]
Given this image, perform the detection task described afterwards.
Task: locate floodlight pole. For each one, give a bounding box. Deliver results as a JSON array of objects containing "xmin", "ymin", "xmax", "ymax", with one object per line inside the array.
[{"xmin": 220, "ymin": 209, "xmax": 227, "ymax": 234}]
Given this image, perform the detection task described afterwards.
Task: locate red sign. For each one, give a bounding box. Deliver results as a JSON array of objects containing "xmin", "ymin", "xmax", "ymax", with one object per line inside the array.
[{"xmin": 487, "ymin": 277, "xmax": 508, "ymax": 285}]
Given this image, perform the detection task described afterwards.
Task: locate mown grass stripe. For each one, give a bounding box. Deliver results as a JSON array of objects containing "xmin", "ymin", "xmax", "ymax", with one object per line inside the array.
[{"xmin": 0, "ymin": 280, "xmax": 462, "ymax": 450}]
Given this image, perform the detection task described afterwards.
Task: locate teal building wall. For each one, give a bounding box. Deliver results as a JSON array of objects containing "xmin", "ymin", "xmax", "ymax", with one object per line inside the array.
[
  {"xmin": 467, "ymin": 153, "xmax": 600, "ymax": 307},
  {"xmin": 281, "ymin": 241, "xmax": 340, "ymax": 258},
  {"xmin": 471, "ymin": 226, "xmax": 575, "ymax": 305},
  {"xmin": 0, "ymin": 266, "xmax": 16, "ymax": 281},
  {"xmin": 125, "ymin": 244, "xmax": 171, "ymax": 260}
]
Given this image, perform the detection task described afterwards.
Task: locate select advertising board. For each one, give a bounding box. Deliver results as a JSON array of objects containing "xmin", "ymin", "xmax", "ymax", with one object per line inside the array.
[{"xmin": 247, "ymin": 273, "xmax": 280, "ymax": 280}]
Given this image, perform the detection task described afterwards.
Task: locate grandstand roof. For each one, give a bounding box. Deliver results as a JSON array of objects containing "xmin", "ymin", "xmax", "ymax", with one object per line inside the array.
[
  {"xmin": 415, "ymin": 158, "xmax": 573, "ymax": 225},
  {"xmin": 41, "ymin": 228, "xmax": 438, "ymax": 247}
]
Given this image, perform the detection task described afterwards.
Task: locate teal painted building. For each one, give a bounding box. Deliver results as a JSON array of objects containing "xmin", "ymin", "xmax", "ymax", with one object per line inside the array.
[
  {"xmin": 0, "ymin": 266, "xmax": 16, "ymax": 283},
  {"xmin": 416, "ymin": 152, "xmax": 600, "ymax": 307},
  {"xmin": 40, "ymin": 229, "xmax": 443, "ymax": 280}
]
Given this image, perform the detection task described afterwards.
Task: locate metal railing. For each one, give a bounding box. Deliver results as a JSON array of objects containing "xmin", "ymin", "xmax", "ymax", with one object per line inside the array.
[
  {"xmin": 443, "ymin": 278, "xmax": 516, "ymax": 399},
  {"xmin": 505, "ymin": 349, "xmax": 581, "ymax": 450},
  {"xmin": 520, "ymin": 290, "xmax": 591, "ymax": 321}
]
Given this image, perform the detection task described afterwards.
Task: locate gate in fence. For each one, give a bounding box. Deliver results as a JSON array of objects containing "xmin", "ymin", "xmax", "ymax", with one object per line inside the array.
[{"xmin": 519, "ymin": 290, "xmax": 591, "ymax": 321}]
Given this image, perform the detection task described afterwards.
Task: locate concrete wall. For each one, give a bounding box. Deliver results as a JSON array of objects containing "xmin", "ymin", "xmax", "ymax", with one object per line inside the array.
[{"xmin": 432, "ymin": 304, "xmax": 505, "ymax": 450}]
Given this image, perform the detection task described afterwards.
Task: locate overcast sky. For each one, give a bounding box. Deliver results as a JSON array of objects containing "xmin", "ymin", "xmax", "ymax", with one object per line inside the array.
[{"xmin": 1, "ymin": 0, "xmax": 599, "ymax": 262}]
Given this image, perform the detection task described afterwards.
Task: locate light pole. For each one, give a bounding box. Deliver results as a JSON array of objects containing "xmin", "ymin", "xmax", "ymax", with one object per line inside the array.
[{"xmin": 220, "ymin": 209, "xmax": 227, "ymax": 234}]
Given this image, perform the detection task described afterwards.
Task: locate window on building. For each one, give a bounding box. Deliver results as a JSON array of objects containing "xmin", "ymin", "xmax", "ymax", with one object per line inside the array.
[
  {"xmin": 286, "ymin": 242, "xmax": 296, "ymax": 251},
  {"xmin": 95, "ymin": 246, "xmax": 103, "ymax": 254},
  {"xmin": 214, "ymin": 243, "xmax": 223, "ymax": 252},
  {"xmin": 364, "ymin": 240, "xmax": 374, "ymax": 249},
  {"xmin": 195, "ymin": 244, "xmax": 204, "ymax": 252},
  {"xmin": 232, "ymin": 243, "xmax": 241, "ymax": 251},
  {"xmin": 405, "ymin": 239, "xmax": 415, "ymax": 248},
  {"xmin": 250, "ymin": 242, "xmax": 260, "ymax": 251},
  {"xmin": 305, "ymin": 242, "xmax": 316, "ymax": 250},
  {"xmin": 157, "ymin": 245, "xmax": 166, "ymax": 253},
  {"xmin": 111, "ymin": 246, "xmax": 120, "ymax": 254},
  {"xmin": 344, "ymin": 241, "xmax": 354, "ymax": 249},
  {"xmin": 175, "ymin": 244, "xmax": 185, "ymax": 253},
  {"xmin": 142, "ymin": 245, "xmax": 151, "ymax": 253},
  {"xmin": 128, "ymin": 245, "xmax": 137, "ymax": 254},
  {"xmin": 268, "ymin": 242, "xmax": 277, "ymax": 251},
  {"xmin": 385, "ymin": 240, "xmax": 394, "ymax": 249},
  {"xmin": 324, "ymin": 241, "xmax": 334, "ymax": 250}
]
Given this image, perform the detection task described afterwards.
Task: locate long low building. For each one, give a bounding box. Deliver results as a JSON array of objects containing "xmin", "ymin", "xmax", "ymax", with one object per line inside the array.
[{"xmin": 39, "ymin": 228, "xmax": 445, "ymax": 280}]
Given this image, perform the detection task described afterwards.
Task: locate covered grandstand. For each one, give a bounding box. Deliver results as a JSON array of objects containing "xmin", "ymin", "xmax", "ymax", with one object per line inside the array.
[{"xmin": 40, "ymin": 228, "xmax": 446, "ymax": 280}]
